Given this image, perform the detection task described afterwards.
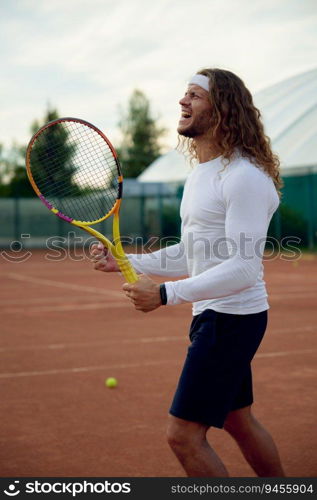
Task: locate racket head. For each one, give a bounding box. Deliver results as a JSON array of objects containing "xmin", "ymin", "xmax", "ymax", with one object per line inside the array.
[{"xmin": 25, "ymin": 117, "xmax": 123, "ymax": 225}]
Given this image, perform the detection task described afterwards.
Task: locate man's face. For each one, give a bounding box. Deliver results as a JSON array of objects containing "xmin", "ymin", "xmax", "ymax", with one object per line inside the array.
[{"xmin": 177, "ymin": 84, "xmax": 213, "ymax": 138}]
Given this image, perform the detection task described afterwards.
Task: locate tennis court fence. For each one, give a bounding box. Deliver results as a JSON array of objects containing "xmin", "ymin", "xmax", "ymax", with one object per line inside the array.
[{"xmin": 0, "ymin": 169, "xmax": 316, "ymax": 251}]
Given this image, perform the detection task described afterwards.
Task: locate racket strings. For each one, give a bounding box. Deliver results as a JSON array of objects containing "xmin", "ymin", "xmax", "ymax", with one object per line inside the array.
[
  {"xmin": 29, "ymin": 121, "xmax": 120, "ymax": 222},
  {"xmin": 33, "ymin": 123, "xmax": 117, "ymax": 193}
]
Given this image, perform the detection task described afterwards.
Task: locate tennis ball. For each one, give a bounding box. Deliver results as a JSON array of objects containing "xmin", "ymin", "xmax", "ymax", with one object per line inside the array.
[
  {"xmin": 105, "ymin": 377, "xmax": 118, "ymax": 388},
  {"xmin": 292, "ymin": 261, "xmax": 299, "ymax": 267}
]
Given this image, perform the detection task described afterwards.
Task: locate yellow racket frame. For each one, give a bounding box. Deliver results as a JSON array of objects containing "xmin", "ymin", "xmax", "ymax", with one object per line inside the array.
[{"xmin": 25, "ymin": 117, "xmax": 138, "ymax": 283}]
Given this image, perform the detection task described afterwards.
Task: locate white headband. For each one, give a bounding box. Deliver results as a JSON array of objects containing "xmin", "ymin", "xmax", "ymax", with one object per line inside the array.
[{"xmin": 189, "ymin": 74, "xmax": 210, "ymax": 92}]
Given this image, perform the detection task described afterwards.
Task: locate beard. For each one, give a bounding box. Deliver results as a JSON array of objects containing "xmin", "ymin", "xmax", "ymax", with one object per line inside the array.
[{"xmin": 177, "ymin": 109, "xmax": 213, "ymax": 138}]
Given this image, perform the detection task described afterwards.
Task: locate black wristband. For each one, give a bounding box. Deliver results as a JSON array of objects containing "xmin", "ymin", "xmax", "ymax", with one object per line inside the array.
[{"xmin": 159, "ymin": 283, "xmax": 167, "ymax": 305}]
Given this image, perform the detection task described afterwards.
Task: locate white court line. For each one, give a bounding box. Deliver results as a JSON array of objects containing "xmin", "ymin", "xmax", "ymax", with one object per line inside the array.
[
  {"xmin": 0, "ymin": 335, "xmax": 186, "ymax": 353},
  {"xmin": 0, "ymin": 295, "xmax": 105, "ymax": 306},
  {"xmin": 5, "ymin": 273, "xmax": 123, "ymax": 297},
  {"xmin": 0, "ymin": 326, "xmax": 315, "ymax": 353},
  {"xmin": 270, "ymin": 325, "xmax": 316, "ymax": 334},
  {"xmin": 1, "ymin": 301, "xmax": 130, "ymax": 314},
  {"xmin": 1, "ymin": 296, "xmax": 316, "ymax": 314},
  {"xmin": 0, "ymin": 359, "xmax": 175, "ymax": 379},
  {"xmin": 0, "ymin": 349, "xmax": 316, "ymax": 379},
  {"xmin": 256, "ymin": 349, "xmax": 316, "ymax": 358}
]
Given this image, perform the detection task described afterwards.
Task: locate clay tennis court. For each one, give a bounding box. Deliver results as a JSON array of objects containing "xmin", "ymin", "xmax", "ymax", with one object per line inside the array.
[{"xmin": 1, "ymin": 250, "xmax": 316, "ymax": 477}]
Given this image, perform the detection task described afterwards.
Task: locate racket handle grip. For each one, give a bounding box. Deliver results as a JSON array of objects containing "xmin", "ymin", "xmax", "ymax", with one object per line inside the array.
[{"xmin": 117, "ymin": 258, "xmax": 139, "ymax": 283}]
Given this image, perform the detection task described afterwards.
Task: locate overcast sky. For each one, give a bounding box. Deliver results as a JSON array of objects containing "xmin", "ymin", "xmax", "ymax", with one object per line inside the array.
[{"xmin": 1, "ymin": 0, "xmax": 316, "ymax": 151}]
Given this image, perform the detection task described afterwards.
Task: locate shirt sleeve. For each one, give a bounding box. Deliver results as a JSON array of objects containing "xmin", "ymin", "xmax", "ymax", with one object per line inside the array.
[
  {"xmin": 164, "ymin": 168, "xmax": 277, "ymax": 304},
  {"xmin": 126, "ymin": 242, "xmax": 188, "ymax": 277}
]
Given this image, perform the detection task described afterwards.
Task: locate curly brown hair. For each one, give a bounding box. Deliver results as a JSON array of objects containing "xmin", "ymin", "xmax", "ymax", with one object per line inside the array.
[{"xmin": 178, "ymin": 68, "xmax": 283, "ymax": 194}]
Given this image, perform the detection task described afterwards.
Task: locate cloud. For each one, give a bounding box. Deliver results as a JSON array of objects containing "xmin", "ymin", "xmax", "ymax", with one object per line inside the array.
[{"xmin": 1, "ymin": 0, "xmax": 316, "ymax": 150}]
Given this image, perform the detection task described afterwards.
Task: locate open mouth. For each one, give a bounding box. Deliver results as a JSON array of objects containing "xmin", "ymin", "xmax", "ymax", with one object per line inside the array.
[{"xmin": 181, "ymin": 112, "xmax": 191, "ymax": 118}]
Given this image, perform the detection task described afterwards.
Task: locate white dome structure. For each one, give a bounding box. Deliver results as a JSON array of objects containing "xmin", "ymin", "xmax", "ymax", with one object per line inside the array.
[
  {"xmin": 138, "ymin": 149, "xmax": 192, "ymax": 183},
  {"xmin": 255, "ymin": 67, "xmax": 317, "ymax": 173},
  {"xmin": 139, "ymin": 68, "xmax": 317, "ymax": 183}
]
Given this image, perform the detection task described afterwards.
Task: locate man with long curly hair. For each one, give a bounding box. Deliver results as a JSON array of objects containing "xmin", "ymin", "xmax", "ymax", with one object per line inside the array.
[{"xmin": 91, "ymin": 68, "xmax": 285, "ymax": 477}]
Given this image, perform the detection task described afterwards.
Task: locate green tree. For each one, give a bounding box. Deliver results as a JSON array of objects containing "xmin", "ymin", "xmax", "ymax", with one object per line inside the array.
[
  {"xmin": 0, "ymin": 144, "xmax": 9, "ymax": 196},
  {"xmin": 0, "ymin": 107, "xmax": 80, "ymax": 198},
  {"xmin": 29, "ymin": 108, "xmax": 79, "ymax": 198},
  {"xmin": 0, "ymin": 142, "xmax": 34, "ymax": 197},
  {"xmin": 118, "ymin": 89, "xmax": 165, "ymax": 178}
]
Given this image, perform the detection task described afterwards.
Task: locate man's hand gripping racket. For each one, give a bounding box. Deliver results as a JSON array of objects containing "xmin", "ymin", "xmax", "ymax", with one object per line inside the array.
[
  {"xmin": 91, "ymin": 243, "xmax": 119, "ymax": 272},
  {"xmin": 25, "ymin": 117, "xmax": 138, "ymax": 283}
]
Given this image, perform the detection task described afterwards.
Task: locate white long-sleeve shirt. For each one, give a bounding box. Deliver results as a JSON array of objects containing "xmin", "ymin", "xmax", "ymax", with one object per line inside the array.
[{"xmin": 128, "ymin": 155, "xmax": 279, "ymax": 315}]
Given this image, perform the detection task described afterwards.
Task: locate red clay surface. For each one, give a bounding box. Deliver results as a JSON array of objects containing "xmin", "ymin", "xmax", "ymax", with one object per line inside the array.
[{"xmin": 0, "ymin": 250, "xmax": 316, "ymax": 477}]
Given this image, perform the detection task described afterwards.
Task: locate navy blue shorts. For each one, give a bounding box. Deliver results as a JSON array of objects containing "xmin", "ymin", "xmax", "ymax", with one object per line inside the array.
[{"xmin": 169, "ymin": 308, "xmax": 268, "ymax": 429}]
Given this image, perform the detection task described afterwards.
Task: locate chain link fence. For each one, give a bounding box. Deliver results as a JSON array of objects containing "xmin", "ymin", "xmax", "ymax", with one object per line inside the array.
[{"xmin": 0, "ymin": 169, "xmax": 316, "ymax": 251}]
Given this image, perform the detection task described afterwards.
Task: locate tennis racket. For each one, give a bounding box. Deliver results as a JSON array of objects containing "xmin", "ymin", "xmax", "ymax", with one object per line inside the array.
[{"xmin": 25, "ymin": 117, "xmax": 138, "ymax": 283}]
